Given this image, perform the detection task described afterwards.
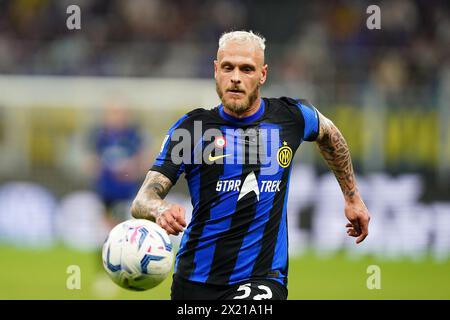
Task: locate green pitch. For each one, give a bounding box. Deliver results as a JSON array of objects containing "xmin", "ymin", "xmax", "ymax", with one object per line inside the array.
[{"xmin": 0, "ymin": 245, "xmax": 449, "ymax": 299}]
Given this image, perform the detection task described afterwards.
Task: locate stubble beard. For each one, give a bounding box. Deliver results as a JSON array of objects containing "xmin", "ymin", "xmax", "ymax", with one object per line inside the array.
[{"xmin": 216, "ymin": 82, "xmax": 260, "ymax": 116}]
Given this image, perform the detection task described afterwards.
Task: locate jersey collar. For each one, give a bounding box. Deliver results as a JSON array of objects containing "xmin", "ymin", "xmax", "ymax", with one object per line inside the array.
[{"xmin": 218, "ymin": 98, "xmax": 265, "ymax": 124}]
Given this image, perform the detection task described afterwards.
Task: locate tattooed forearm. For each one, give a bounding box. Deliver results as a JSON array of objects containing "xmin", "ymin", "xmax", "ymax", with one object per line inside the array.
[
  {"xmin": 131, "ymin": 170, "xmax": 173, "ymax": 221},
  {"xmin": 315, "ymin": 112, "xmax": 358, "ymax": 201}
]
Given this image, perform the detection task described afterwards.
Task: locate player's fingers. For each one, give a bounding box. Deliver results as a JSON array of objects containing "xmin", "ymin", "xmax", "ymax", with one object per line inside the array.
[
  {"xmin": 157, "ymin": 216, "xmax": 177, "ymax": 235},
  {"xmin": 356, "ymin": 232, "xmax": 368, "ymax": 244},
  {"xmin": 361, "ymin": 217, "xmax": 369, "ymax": 233},
  {"xmin": 346, "ymin": 223, "xmax": 353, "ymax": 228},
  {"xmin": 164, "ymin": 212, "xmax": 184, "ymax": 234},
  {"xmin": 356, "ymin": 218, "xmax": 369, "ymax": 244},
  {"xmin": 346, "ymin": 215, "xmax": 361, "ymax": 231},
  {"xmin": 351, "ymin": 220, "xmax": 361, "ymax": 233},
  {"xmin": 168, "ymin": 220, "xmax": 184, "ymax": 234},
  {"xmin": 174, "ymin": 206, "xmax": 187, "ymax": 227}
]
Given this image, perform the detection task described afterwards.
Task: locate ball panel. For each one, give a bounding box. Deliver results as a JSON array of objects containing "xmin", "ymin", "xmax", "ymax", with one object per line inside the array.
[{"xmin": 102, "ymin": 219, "xmax": 174, "ymax": 291}]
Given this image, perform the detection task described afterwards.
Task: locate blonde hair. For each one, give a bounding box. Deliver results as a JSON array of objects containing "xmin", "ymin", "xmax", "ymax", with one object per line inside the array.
[{"xmin": 218, "ymin": 30, "xmax": 266, "ymax": 52}]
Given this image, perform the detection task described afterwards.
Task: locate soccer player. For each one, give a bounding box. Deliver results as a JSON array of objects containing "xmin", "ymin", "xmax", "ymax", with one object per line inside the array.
[
  {"xmin": 89, "ymin": 104, "xmax": 146, "ymax": 224},
  {"xmin": 131, "ymin": 31, "xmax": 370, "ymax": 300}
]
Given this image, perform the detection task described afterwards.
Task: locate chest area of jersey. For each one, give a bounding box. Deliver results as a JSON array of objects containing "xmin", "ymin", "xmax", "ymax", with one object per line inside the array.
[{"xmin": 182, "ymin": 121, "xmax": 299, "ymax": 174}]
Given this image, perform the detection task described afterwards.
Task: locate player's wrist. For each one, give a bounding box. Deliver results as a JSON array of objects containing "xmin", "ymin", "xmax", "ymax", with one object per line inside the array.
[
  {"xmin": 153, "ymin": 201, "xmax": 172, "ymax": 218},
  {"xmin": 344, "ymin": 189, "xmax": 362, "ymax": 205}
]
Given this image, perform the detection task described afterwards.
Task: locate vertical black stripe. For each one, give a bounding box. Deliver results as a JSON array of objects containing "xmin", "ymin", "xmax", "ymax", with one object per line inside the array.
[{"xmin": 206, "ymin": 131, "xmax": 261, "ymax": 284}]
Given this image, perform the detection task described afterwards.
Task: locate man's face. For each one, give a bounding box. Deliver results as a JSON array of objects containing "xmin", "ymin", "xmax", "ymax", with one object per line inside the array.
[
  {"xmin": 105, "ymin": 104, "xmax": 130, "ymax": 130},
  {"xmin": 215, "ymin": 41, "xmax": 268, "ymax": 115}
]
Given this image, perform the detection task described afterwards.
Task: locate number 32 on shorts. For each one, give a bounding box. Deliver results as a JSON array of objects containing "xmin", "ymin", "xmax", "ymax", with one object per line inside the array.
[{"xmin": 233, "ymin": 283, "xmax": 273, "ymax": 300}]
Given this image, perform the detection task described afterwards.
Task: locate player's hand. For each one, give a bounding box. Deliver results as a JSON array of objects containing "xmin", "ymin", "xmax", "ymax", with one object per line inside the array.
[
  {"xmin": 156, "ymin": 204, "xmax": 186, "ymax": 236},
  {"xmin": 344, "ymin": 196, "xmax": 370, "ymax": 244}
]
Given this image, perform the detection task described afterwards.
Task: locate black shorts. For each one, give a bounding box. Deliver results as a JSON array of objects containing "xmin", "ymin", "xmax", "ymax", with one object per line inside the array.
[{"xmin": 171, "ymin": 274, "xmax": 288, "ymax": 300}]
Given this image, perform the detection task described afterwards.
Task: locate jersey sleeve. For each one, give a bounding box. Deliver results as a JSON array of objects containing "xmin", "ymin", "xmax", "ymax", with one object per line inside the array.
[
  {"xmin": 296, "ymin": 99, "xmax": 320, "ymax": 141},
  {"xmin": 150, "ymin": 114, "xmax": 189, "ymax": 185},
  {"xmin": 279, "ymin": 96, "xmax": 320, "ymax": 142}
]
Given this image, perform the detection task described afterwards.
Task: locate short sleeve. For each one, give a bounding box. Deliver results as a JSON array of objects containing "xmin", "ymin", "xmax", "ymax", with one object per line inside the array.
[
  {"xmin": 150, "ymin": 114, "xmax": 189, "ymax": 185},
  {"xmin": 295, "ymin": 99, "xmax": 320, "ymax": 141}
]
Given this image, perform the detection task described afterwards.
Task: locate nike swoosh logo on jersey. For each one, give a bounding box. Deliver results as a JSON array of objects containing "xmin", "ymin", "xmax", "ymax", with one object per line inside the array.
[{"xmin": 208, "ymin": 153, "xmax": 231, "ymax": 162}]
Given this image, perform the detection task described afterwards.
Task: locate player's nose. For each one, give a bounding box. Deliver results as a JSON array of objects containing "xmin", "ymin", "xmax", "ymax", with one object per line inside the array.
[{"xmin": 230, "ymin": 69, "xmax": 241, "ymax": 84}]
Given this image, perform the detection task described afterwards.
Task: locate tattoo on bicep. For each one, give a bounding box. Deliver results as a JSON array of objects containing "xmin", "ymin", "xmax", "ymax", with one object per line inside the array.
[{"xmin": 316, "ymin": 118, "xmax": 356, "ymax": 199}]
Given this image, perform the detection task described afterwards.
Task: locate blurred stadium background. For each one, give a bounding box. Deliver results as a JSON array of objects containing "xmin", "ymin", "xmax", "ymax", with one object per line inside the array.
[{"xmin": 0, "ymin": 0, "xmax": 449, "ymax": 299}]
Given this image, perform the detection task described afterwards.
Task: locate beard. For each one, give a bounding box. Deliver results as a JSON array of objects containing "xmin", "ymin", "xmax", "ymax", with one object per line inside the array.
[{"xmin": 216, "ymin": 82, "xmax": 260, "ymax": 116}]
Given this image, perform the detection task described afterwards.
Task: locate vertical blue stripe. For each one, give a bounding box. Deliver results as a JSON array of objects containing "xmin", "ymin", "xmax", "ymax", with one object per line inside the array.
[
  {"xmin": 229, "ymin": 123, "xmax": 282, "ymax": 283},
  {"xmin": 154, "ymin": 114, "xmax": 188, "ymax": 167},
  {"xmin": 174, "ymin": 228, "xmax": 189, "ymax": 273},
  {"xmin": 189, "ymin": 126, "xmax": 243, "ymax": 282},
  {"xmin": 270, "ymin": 165, "xmax": 292, "ymax": 284},
  {"xmin": 296, "ymin": 103, "xmax": 319, "ymax": 141}
]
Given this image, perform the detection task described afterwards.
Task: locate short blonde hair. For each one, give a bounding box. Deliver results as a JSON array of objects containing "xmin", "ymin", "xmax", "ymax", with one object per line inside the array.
[{"xmin": 218, "ymin": 30, "xmax": 266, "ymax": 52}]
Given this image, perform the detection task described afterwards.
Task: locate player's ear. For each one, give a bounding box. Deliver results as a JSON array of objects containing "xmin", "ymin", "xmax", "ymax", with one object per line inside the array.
[
  {"xmin": 260, "ymin": 64, "xmax": 268, "ymax": 85},
  {"xmin": 214, "ymin": 60, "xmax": 218, "ymax": 80}
]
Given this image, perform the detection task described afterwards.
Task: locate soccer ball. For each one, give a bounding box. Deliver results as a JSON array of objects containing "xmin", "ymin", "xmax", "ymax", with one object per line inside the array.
[{"xmin": 102, "ymin": 219, "xmax": 174, "ymax": 291}]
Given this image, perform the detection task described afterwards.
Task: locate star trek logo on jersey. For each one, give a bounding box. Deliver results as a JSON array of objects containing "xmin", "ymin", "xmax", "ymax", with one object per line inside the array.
[
  {"xmin": 238, "ymin": 171, "xmax": 259, "ymax": 201},
  {"xmin": 277, "ymin": 141, "xmax": 293, "ymax": 168},
  {"xmin": 216, "ymin": 171, "xmax": 281, "ymax": 199}
]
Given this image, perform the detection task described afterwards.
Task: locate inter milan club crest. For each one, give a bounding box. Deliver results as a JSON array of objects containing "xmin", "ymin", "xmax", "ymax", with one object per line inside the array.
[
  {"xmin": 214, "ymin": 136, "xmax": 226, "ymax": 149},
  {"xmin": 277, "ymin": 141, "xmax": 293, "ymax": 168}
]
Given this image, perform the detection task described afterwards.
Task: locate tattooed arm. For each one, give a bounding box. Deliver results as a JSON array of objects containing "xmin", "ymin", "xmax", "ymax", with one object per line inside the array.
[
  {"xmin": 315, "ymin": 111, "xmax": 370, "ymax": 244},
  {"xmin": 131, "ymin": 170, "xmax": 186, "ymax": 235}
]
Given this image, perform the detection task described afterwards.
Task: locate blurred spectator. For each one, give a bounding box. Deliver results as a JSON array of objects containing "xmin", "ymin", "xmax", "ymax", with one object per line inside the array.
[
  {"xmin": 87, "ymin": 102, "xmax": 149, "ymax": 226},
  {"xmin": 85, "ymin": 101, "xmax": 150, "ymax": 296}
]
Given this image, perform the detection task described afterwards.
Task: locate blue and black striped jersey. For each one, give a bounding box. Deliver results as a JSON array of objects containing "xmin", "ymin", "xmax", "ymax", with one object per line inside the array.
[{"xmin": 151, "ymin": 97, "xmax": 319, "ymax": 287}]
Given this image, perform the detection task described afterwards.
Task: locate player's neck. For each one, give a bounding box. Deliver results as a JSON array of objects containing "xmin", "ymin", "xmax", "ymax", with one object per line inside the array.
[{"xmin": 223, "ymin": 96, "xmax": 262, "ymax": 119}]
